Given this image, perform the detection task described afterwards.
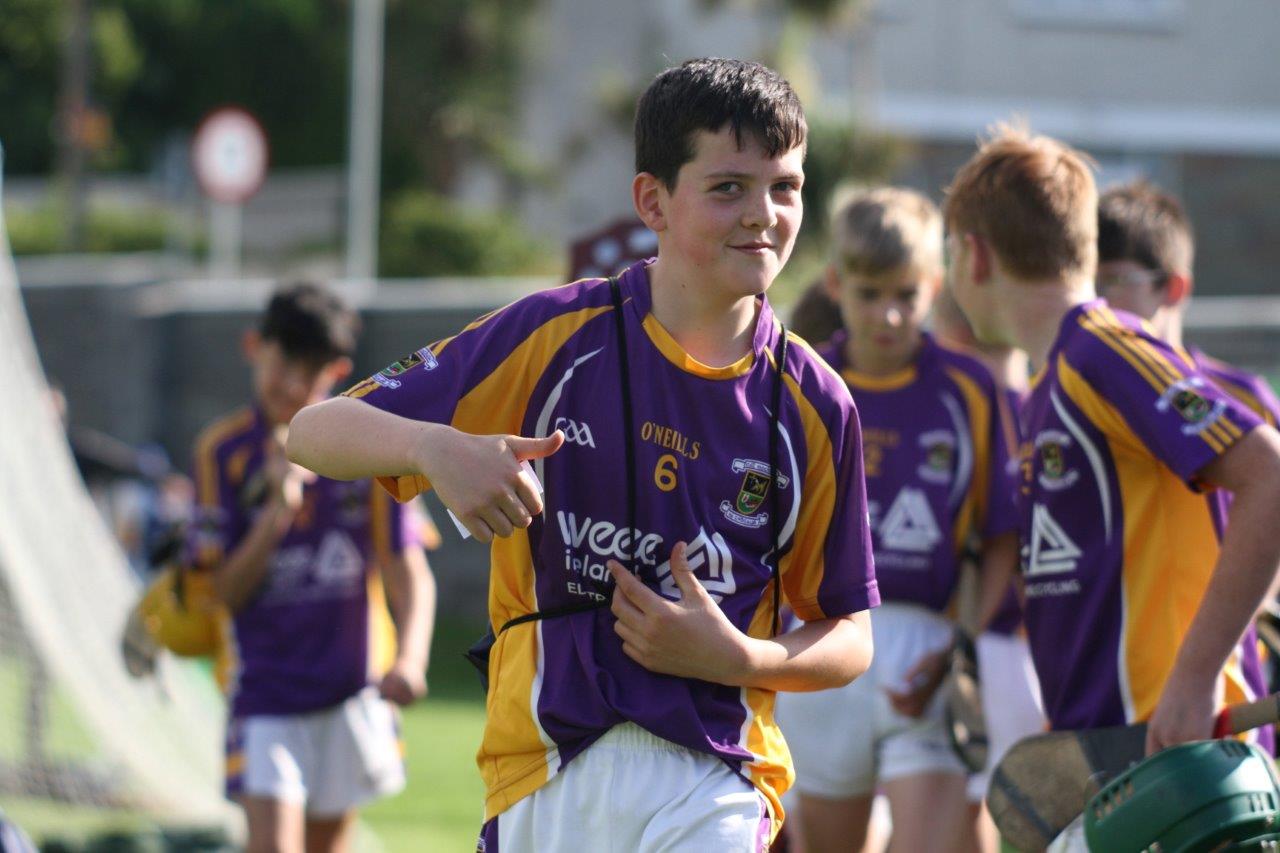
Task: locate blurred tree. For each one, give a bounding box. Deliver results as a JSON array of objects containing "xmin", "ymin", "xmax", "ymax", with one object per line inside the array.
[
  {"xmin": 380, "ymin": 0, "xmax": 541, "ymax": 196},
  {"xmin": 1, "ymin": 0, "xmax": 540, "ymax": 195}
]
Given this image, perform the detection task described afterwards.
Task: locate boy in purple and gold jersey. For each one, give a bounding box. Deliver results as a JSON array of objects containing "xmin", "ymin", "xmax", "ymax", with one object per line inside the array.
[
  {"xmin": 288, "ymin": 59, "xmax": 876, "ymax": 851},
  {"xmin": 191, "ymin": 283, "xmax": 436, "ymax": 853},
  {"xmin": 945, "ymin": 126, "xmax": 1280, "ymax": 761},
  {"xmin": 1097, "ymin": 181, "xmax": 1280, "ymax": 431},
  {"xmin": 777, "ymin": 188, "xmax": 1019, "ymax": 853}
]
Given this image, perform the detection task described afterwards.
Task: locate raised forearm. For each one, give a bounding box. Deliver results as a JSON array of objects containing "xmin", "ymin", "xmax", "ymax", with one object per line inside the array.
[
  {"xmin": 212, "ymin": 502, "xmax": 295, "ymax": 612},
  {"xmin": 736, "ymin": 611, "xmax": 873, "ymax": 693},
  {"xmin": 287, "ymin": 396, "xmax": 439, "ymax": 481}
]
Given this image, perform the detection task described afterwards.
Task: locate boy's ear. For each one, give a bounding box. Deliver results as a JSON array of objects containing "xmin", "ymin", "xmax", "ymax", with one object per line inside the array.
[
  {"xmin": 242, "ymin": 329, "xmax": 262, "ymax": 362},
  {"xmin": 1163, "ymin": 272, "xmax": 1192, "ymax": 307},
  {"xmin": 964, "ymin": 233, "xmax": 992, "ymax": 284},
  {"xmin": 632, "ymin": 173, "xmax": 668, "ymax": 232},
  {"xmin": 324, "ymin": 356, "xmax": 354, "ymax": 385}
]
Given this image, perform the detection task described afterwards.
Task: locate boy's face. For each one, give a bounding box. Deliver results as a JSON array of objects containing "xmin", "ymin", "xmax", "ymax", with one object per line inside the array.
[
  {"xmin": 245, "ymin": 333, "xmax": 351, "ymax": 426},
  {"xmin": 646, "ymin": 127, "xmax": 804, "ymax": 300},
  {"xmin": 827, "ymin": 267, "xmax": 938, "ymax": 366},
  {"xmin": 1096, "ymin": 260, "xmax": 1168, "ymax": 321}
]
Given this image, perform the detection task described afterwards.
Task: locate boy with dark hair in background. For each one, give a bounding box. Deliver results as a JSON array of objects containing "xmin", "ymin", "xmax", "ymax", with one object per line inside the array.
[
  {"xmin": 191, "ymin": 282, "xmax": 436, "ymax": 853},
  {"xmin": 288, "ymin": 59, "xmax": 878, "ymax": 851}
]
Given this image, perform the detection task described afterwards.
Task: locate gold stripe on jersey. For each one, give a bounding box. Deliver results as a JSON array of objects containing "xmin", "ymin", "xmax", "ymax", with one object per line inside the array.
[
  {"xmin": 737, "ymin": 581, "xmax": 789, "ymax": 842},
  {"xmin": 1079, "ymin": 311, "xmax": 1228, "ymax": 454},
  {"xmin": 377, "ymin": 304, "xmax": 614, "ymax": 502},
  {"xmin": 193, "ymin": 408, "xmax": 256, "ymax": 509},
  {"xmin": 480, "ymin": 529, "xmax": 555, "ymax": 821},
  {"xmin": 841, "ymin": 365, "xmax": 917, "ymax": 392},
  {"xmin": 774, "ymin": 369, "xmax": 840, "ymax": 621},
  {"xmin": 945, "ymin": 366, "xmax": 992, "ymax": 552},
  {"xmin": 642, "ymin": 312, "xmax": 756, "ymax": 378},
  {"xmin": 1058, "ymin": 359, "xmax": 1248, "ymax": 722},
  {"xmin": 366, "ymin": 570, "xmax": 398, "ymax": 679},
  {"xmin": 1217, "ymin": 377, "xmax": 1277, "ymax": 427}
]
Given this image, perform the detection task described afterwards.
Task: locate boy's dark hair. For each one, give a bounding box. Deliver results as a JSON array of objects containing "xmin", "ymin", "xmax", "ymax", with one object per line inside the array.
[
  {"xmin": 635, "ymin": 58, "xmax": 806, "ymax": 188},
  {"xmin": 1097, "ymin": 180, "xmax": 1194, "ymax": 279},
  {"xmin": 259, "ymin": 282, "xmax": 360, "ymax": 364}
]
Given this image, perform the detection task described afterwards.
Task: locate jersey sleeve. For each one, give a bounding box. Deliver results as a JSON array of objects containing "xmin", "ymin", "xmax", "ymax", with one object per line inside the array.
[
  {"xmin": 342, "ymin": 287, "xmax": 612, "ymax": 502},
  {"xmin": 187, "ymin": 435, "xmax": 247, "ymax": 573},
  {"xmin": 777, "ymin": 350, "xmax": 879, "ymax": 622},
  {"xmin": 1073, "ymin": 307, "xmax": 1263, "ymax": 486}
]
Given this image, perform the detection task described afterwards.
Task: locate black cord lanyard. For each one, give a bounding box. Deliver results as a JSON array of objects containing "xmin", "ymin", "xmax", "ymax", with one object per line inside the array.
[{"xmin": 496, "ymin": 276, "xmax": 789, "ymax": 637}]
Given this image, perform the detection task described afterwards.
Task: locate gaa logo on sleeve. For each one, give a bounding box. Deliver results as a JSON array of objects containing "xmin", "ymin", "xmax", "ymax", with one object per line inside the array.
[{"xmin": 1155, "ymin": 377, "xmax": 1227, "ymax": 436}]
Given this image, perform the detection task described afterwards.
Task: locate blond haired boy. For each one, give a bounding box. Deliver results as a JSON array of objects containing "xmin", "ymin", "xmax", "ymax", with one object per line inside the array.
[{"xmin": 777, "ymin": 186, "xmax": 1019, "ymax": 852}]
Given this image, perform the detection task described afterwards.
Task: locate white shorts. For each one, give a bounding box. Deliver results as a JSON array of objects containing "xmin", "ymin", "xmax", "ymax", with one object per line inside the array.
[
  {"xmin": 967, "ymin": 631, "xmax": 1045, "ymax": 801},
  {"xmin": 777, "ymin": 603, "xmax": 967, "ymax": 799},
  {"xmin": 478, "ymin": 722, "xmax": 771, "ymax": 852},
  {"xmin": 226, "ymin": 687, "xmax": 405, "ymax": 817}
]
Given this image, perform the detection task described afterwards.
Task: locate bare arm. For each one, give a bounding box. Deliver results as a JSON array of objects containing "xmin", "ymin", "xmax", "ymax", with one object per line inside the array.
[
  {"xmin": 974, "ymin": 531, "xmax": 1020, "ymax": 636},
  {"xmin": 1147, "ymin": 425, "xmax": 1280, "ymax": 752},
  {"xmin": 377, "ymin": 545, "xmax": 437, "ymax": 706},
  {"xmin": 288, "ymin": 396, "xmax": 563, "ymax": 542},
  {"xmin": 211, "ymin": 434, "xmax": 311, "ymax": 612},
  {"xmin": 607, "ymin": 544, "xmax": 874, "ymax": 692}
]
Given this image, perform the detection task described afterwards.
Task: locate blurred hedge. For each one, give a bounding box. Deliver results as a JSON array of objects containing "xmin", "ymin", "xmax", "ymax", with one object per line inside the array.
[
  {"xmin": 4, "ymin": 204, "xmax": 185, "ymax": 255},
  {"xmin": 378, "ymin": 192, "xmax": 555, "ymax": 277}
]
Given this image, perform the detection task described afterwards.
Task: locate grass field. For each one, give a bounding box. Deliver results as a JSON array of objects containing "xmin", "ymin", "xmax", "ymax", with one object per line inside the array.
[
  {"xmin": 0, "ymin": 617, "xmax": 491, "ymax": 851},
  {"xmin": 362, "ymin": 616, "xmax": 490, "ymax": 851}
]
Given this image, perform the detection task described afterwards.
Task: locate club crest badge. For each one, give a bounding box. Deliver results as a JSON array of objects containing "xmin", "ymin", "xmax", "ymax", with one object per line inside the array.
[
  {"xmin": 1035, "ymin": 429, "xmax": 1079, "ymax": 490},
  {"xmin": 1156, "ymin": 376, "xmax": 1227, "ymax": 436},
  {"xmin": 721, "ymin": 458, "xmax": 790, "ymax": 529},
  {"xmin": 917, "ymin": 430, "xmax": 956, "ymax": 484}
]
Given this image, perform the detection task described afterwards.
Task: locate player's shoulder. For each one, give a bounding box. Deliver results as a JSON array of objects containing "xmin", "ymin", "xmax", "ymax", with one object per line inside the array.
[
  {"xmin": 932, "ymin": 336, "xmax": 1000, "ymax": 396},
  {"xmin": 1061, "ymin": 302, "xmax": 1188, "ymax": 383},
  {"xmin": 194, "ymin": 406, "xmax": 259, "ymax": 461},
  {"xmin": 781, "ymin": 327, "xmax": 856, "ymax": 416},
  {"xmin": 492, "ymin": 276, "xmax": 615, "ymax": 328}
]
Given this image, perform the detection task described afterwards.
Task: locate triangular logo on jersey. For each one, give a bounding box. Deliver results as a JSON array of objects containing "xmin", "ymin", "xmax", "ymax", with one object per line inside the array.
[
  {"xmin": 656, "ymin": 527, "xmax": 735, "ymax": 602},
  {"xmin": 879, "ymin": 487, "xmax": 942, "ymax": 554},
  {"xmin": 1026, "ymin": 503, "xmax": 1081, "ymax": 576}
]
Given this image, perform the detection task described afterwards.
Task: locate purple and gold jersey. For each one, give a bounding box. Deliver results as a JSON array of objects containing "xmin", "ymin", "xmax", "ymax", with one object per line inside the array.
[
  {"xmin": 817, "ymin": 331, "xmax": 1017, "ymax": 613},
  {"xmin": 343, "ymin": 259, "xmax": 878, "ymax": 823},
  {"xmin": 1191, "ymin": 348, "xmax": 1280, "ymax": 429},
  {"xmin": 1018, "ymin": 301, "xmax": 1269, "ymax": 741},
  {"xmin": 190, "ymin": 407, "xmax": 416, "ymax": 719}
]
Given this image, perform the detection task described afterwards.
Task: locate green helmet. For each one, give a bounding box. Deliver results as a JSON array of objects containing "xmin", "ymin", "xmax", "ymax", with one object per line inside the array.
[{"xmin": 1084, "ymin": 740, "xmax": 1280, "ymax": 852}]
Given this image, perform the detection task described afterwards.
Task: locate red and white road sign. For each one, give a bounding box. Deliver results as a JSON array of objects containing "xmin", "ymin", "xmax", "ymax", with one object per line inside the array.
[{"xmin": 192, "ymin": 107, "xmax": 268, "ymax": 205}]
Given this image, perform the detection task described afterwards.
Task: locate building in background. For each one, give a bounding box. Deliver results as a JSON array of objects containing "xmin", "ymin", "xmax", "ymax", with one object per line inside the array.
[{"xmin": 505, "ymin": 0, "xmax": 1280, "ymax": 296}]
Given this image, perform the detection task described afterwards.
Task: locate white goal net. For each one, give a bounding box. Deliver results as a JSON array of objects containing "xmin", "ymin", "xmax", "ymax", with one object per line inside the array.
[{"xmin": 0, "ymin": 152, "xmax": 237, "ymax": 841}]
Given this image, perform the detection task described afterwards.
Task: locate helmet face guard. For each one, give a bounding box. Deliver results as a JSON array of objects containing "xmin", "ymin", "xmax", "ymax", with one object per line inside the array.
[{"xmin": 1085, "ymin": 740, "xmax": 1280, "ymax": 852}]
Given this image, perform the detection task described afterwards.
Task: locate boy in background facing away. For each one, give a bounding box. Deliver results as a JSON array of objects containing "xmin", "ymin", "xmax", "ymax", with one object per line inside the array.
[
  {"xmin": 945, "ymin": 126, "xmax": 1280, "ymax": 765},
  {"xmin": 191, "ymin": 283, "xmax": 436, "ymax": 852},
  {"xmin": 776, "ymin": 187, "xmax": 1019, "ymax": 853}
]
